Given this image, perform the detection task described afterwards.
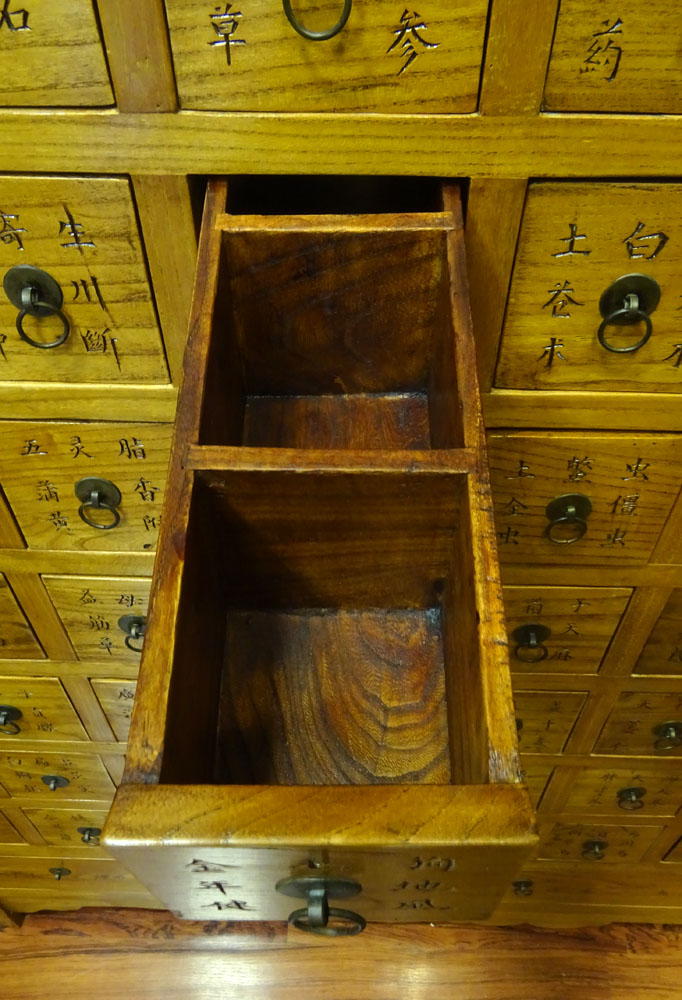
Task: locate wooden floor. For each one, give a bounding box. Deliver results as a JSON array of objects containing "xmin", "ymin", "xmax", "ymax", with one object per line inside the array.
[{"xmin": 1, "ymin": 909, "xmax": 681, "ymax": 999}]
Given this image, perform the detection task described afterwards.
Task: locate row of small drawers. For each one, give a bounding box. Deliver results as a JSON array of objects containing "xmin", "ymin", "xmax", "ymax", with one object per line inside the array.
[{"xmin": 2, "ymin": 2, "xmax": 680, "ymax": 116}]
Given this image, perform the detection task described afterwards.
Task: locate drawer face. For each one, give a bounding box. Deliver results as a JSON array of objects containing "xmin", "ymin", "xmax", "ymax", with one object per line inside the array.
[
  {"xmin": 0, "ymin": 176, "xmax": 169, "ymax": 383},
  {"xmin": 0, "ymin": 677, "xmax": 86, "ymax": 741},
  {"xmin": 0, "ymin": 422, "xmax": 172, "ymax": 551},
  {"xmin": 488, "ymin": 433, "xmax": 682, "ymax": 565},
  {"xmin": 89, "ymin": 680, "xmax": 137, "ymax": 742},
  {"xmin": 504, "ymin": 586, "xmax": 631, "ymax": 674},
  {"xmin": 0, "ymin": 0, "xmax": 112, "ymax": 107},
  {"xmin": 0, "ymin": 751, "xmax": 115, "ymax": 799},
  {"xmin": 665, "ymin": 838, "xmax": 682, "ymax": 863},
  {"xmin": 0, "ymin": 855, "xmax": 139, "ymax": 890},
  {"xmin": 560, "ymin": 765, "xmax": 682, "ymax": 818},
  {"xmin": 495, "ymin": 183, "xmax": 682, "ymax": 393},
  {"xmin": 635, "ymin": 589, "xmax": 682, "ymax": 676},
  {"xmin": 519, "ymin": 760, "xmax": 553, "ymax": 808},
  {"xmin": 594, "ymin": 691, "xmax": 682, "ymax": 757},
  {"xmin": 0, "ymin": 809, "xmax": 23, "ymax": 844},
  {"xmin": 545, "ymin": 2, "xmax": 682, "ymax": 114},
  {"xmin": 165, "ymin": 1, "xmax": 488, "ymax": 113},
  {"xmin": 537, "ymin": 822, "xmax": 664, "ymax": 863},
  {"xmin": 43, "ymin": 575, "xmax": 150, "ymax": 661},
  {"xmin": 23, "ymin": 806, "xmax": 109, "ymax": 847},
  {"xmin": 513, "ymin": 691, "xmax": 587, "ymax": 754},
  {"xmin": 0, "ymin": 573, "xmax": 44, "ymax": 659}
]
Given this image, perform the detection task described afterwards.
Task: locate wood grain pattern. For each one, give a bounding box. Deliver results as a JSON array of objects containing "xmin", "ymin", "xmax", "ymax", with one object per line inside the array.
[
  {"xmin": 0, "ymin": 575, "xmax": 43, "ymax": 659},
  {"xmin": 0, "ymin": 676, "xmax": 87, "ymax": 742},
  {"xmin": 485, "ymin": 388, "xmax": 682, "ymax": 432},
  {"xmin": 4, "ymin": 572, "xmax": 75, "ymax": 661},
  {"xmin": 514, "ymin": 690, "xmax": 588, "ymax": 755},
  {"xmin": 594, "ymin": 690, "xmax": 682, "ymax": 757},
  {"xmin": 21, "ymin": 805, "xmax": 110, "ymax": 848},
  {"xmin": 0, "ymin": 176, "xmax": 169, "ymax": 384},
  {"xmin": 90, "ymin": 679, "xmax": 137, "ymax": 742},
  {"xmin": 97, "ymin": 0, "xmax": 178, "ymax": 112},
  {"xmin": 634, "ymin": 589, "xmax": 682, "ymax": 676},
  {"xmin": 165, "ymin": 0, "xmax": 488, "ymax": 113},
  {"xmin": 0, "ymin": 810, "xmax": 23, "ymax": 844},
  {"xmin": 557, "ymin": 762, "xmax": 682, "ymax": 818},
  {"xmin": 0, "ymin": 492, "xmax": 23, "ymax": 549},
  {"xmin": 480, "ymin": 0, "xmax": 559, "ymax": 114},
  {"xmin": 537, "ymin": 820, "xmax": 664, "ymax": 863},
  {"xmin": 0, "ymin": 748, "xmax": 115, "ymax": 799},
  {"xmin": 0, "ymin": 0, "xmax": 112, "ymax": 107},
  {"xmin": 545, "ymin": 0, "xmax": 682, "ymax": 113}
]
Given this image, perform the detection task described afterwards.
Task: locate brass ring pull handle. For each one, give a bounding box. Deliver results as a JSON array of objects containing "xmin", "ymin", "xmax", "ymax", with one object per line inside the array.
[
  {"xmin": 545, "ymin": 494, "xmax": 592, "ymax": 545},
  {"xmin": 77, "ymin": 826, "xmax": 102, "ymax": 844},
  {"xmin": 276, "ymin": 876, "xmax": 366, "ymax": 937},
  {"xmin": 75, "ymin": 477, "xmax": 122, "ymax": 531},
  {"xmin": 0, "ymin": 705, "xmax": 22, "ymax": 736},
  {"xmin": 617, "ymin": 786, "xmax": 646, "ymax": 811},
  {"xmin": 653, "ymin": 721, "xmax": 682, "ymax": 751},
  {"xmin": 598, "ymin": 273, "xmax": 661, "ymax": 354},
  {"xmin": 3, "ymin": 264, "xmax": 70, "ymax": 349},
  {"xmin": 50, "ymin": 867, "xmax": 71, "ymax": 881},
  {"xmin": 118, "ymin": 614, "xmax": 147, "ymax": 653},
  {"xmin": 581, "ymin": 839, "xmax": 607, "ymax": 861},
  {"xmin": 41, "ymin": 774, "xmax": 70, "ymax": 792},
  {"xmin": 282, "ymin": 0, "xmax": 352, "ymax": 40},
  {"xmin": 512, "ymin": 624, "xmax": 551, "ymax": 663},
  {"xmin": 512, "ymin": 880, "xmax": 534, "ymax": 897}
]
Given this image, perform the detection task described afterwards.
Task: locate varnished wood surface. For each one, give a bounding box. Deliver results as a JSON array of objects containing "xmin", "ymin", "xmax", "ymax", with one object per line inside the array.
[{"xmin": 2, "ymin": 908, "xmax": 682, "ymax": 999}]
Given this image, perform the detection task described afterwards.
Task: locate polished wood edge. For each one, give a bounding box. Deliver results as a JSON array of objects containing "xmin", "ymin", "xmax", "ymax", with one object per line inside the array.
[
  {"xmin": 0, "ymin": 384, "xmax": 178, "ymax": 423},
  {"xmin": 105, "ymin": 784, "xmax": 537, "ymax": 849},
  {"xmin": 215, "ymin": 212, "xmax": 457, "ymax": 232},
  {"xmin": 500, "ymin": 563, "xmax": 682, "ymax": 587},
  {"xmin": 185, "ymin": 446, "xmax": 479, "ymax": 474},
  {"xmin": 485, "ymin": 389, "xmax": 682, "ymax": 430},
  {"xmin": 0, "ymin": 658, "xmax": 140, "ymax": 677},
  {"xmin": 0, "ymin": 739, "xmax": 125, "ymax": 753},
  {"xmin": 0, "ymin": 550, "xmax": 156, "ymax": 575}
]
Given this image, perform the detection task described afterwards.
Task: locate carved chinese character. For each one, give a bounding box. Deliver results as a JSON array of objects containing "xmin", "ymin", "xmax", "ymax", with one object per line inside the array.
[
  {"xmin": 36, "ymin": 480, "xmax": 59, "ymax": 502},
  {"xmin": 80, "ymin": 328, "xmax": 110, "ymax": 354},
  {"xmin": 566, "ymin": 456, "xmax": 593, "ymax": 482},
  {"xmin": 506, "ymin": 460, "xmax": 535, "ymax": 480},
  {"xmin": 622, "ymin": 457, "xmax": 649, "ymax": 481},
  {"xmin": 502, "ymin": 496, "xmax": 528, "ymax": 516},
  {"xmin": 98, "ymin": 637, "xmax": 114, "ymax": 655},
  {"xmin": 667, "ymin": 647, "xmax": 682, "ymax": 664},
  {"xmin": 142, "ymin": 514, "xmax": 160, "ymax": 532},
  {"xmin": 134, "ymin": 477, "xmax": 160, "ymax": 502},
  {"xmin": 551, "ymin": 223, "xmax": 591, "ymax": 258},
  {"xmin": 79, "ymin": 589, "xmax": 96, "ymax": 605},
  {"xmin": 70, "ymin": 435, "xmax": 93, "ymax": 459},
  {"xmin": 543, "ymin": 281, "xmax": 582, "ymax": 318},
  {"xmin": 185, "ymin": 859, "xmax": 235, "ymax": 873},
  {"xmin": 202, "ymin": 899, "xmax": 252, "ymax": 911},
  {"xmin": 548, "ymin": 648, "xmax": 572, "ymax": 661},
  {"xmin": 47, "ymin": 510, "xmax": 69, "ymax": 531},
  {"xmin": 580, "ymin": 18, "xmax": 623, "ymax": 82},
  {"xmin": 396, "ymin": 899, "xmax": 446, "ymax": 910},
  {"xmin": 117, "ymin": 593, "xmax": 142, "ymax": 607},
  {"xmin": 561, "ymin": 623, "xmax": 579, "ymax": 637},
  {"xmin": 208, "ymin": 3, "xmax": 245, "ymax": 66},
  {"xmin": 71, "ymin": 276, "xmax": 106, "ymax": 310},
  {"xmin": 0, "ymin": 333, "xmax": 7, "ymax": 362},
  {"xmin": 610, "ymin": 494, "xmax": 639, "ymax": 516},
  {"xmin": 623, "ymin": 222, "xmax": 668, "ymax": 261},
  {"xmin": 88, "ymin": 615, "xmax": 110, "ymax": 632},
  {"xmin": 0, "ymin": 208, "xmax": 25, "ymax": 249},
  {"xmin": 498, "ymin": 525, "xmax": 519, "ymax": 545},
  {"xmin": 21, "ymin": 439, "xmax": 46, "ymax": 456},
  {"xmin": 601, "ymin": 528, "xmax": 627, "ymax": 547},
  {"xmin": 662, "ymin": 345, "xmax": 682, "ymax": 368},
  {"xmin": 197, "ymin": 880, "xmax": 241, "ymax": 895},
  {"xmin": 409, "ymin": 856, "xmax": 455, "ymax": 872},
  {"xmin": 387, "ymin": 10, "xmax": 439, "ymax": 76},
  {"xmin": 59, "ymin": 206, "xmax": 95, "ymax": 252},
  {"xmin": 0, "ymin": 1, "xmax": 29, "ymax": 31},
  {"xmin": 572, "ymin": 598, "xmax": 590, "ymax": 613},
  {"xmin": 526, "ymin": 598, "xmax": 543, "ymax": 616},
  {"xmin": 538, "ymin": 337, "xmax": 567, "ymax": 369},
  {"xmin": 119, "ymin": 438, "xmax": 146, "ymax": 460}
]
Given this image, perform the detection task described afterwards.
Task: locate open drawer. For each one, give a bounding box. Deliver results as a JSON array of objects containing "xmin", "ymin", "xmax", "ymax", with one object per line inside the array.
[{"xmin": 103, "ymin": 178, "xmax": 536, "ymax": 931}]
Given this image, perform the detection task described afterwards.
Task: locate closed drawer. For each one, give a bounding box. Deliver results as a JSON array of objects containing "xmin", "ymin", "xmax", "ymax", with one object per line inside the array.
[
  {"xmin": 0, "ymin": 809, "xmax": 23, "ymax": 844},
  {"xmin": 0, "ymin": 676, "xmax": 87, "ymax": 741},
  {"xmin": 0, "ymin": 0, "xmax": 112, "ymax": 107},
  {"xmin": 0, "ymin": 421, "xmax": 172, "ymax": 551},
  {"xmin": 488, "ymin": 432, "xmax": 682, "ymax": 565},
  {"xmin": 0, "ymin": 175, "xmax": 169, "ymax": 383},
  {"xmin": 544, "ymin": 2, "xmax": 682, "ymax": 114},
  {"xmin": 504, "ymin": 586, "xmax": 631, "ymax": 673},
  {"xmin": 0, "ymin": 573, "xmax": 44, "ymax": 659},
  {"xmin": 43, "ymin": 575, "xmax": 150, "ymax": 661},
  {"xmin": 558, "ymin": 764, "xmax": 682, "ymax": 818},
  {"xmin": 165, "ymin": 0, "xmax": 488, "ymax": 113},
  {"xmin": 635, "ymin": 589, "xmax": 682, "ymax": 676},
  {"xmin": 495, "ymin": 183, "xmax": 682, "ymax": 393},
  {"xmin": 593, "ymin": 691, "xmax": 682, "ymax": 757},
  {"xmin": 0, "ymin": 854, "xmax": 140, "ymax": 891},
  {"xmin": 519, "ymin": 760, "xmax": 554, "ymax": 809},
  {"xmin": 514, "ymin": 691, "xmax": 587, "ymax": 754},
  {"xmin": 537, "ymin": 822, "xmax": 664, "ymax": 863},
  {"xmin": 89, "ymin": 680, "xmax": 137, "ymax": 742},
  {"xmin": 23, "ymin": 805, "xmax": 109, "ymax": 847},
  {"xmin": 0, "ymin": 750, "xmax": 115, "ymax": 799}
]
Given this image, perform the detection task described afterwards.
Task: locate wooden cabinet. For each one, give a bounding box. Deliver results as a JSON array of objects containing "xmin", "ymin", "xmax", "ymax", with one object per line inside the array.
[
  {"xmin": 0, "ymin": 574, "xmax": 43, "ymax": 658},
  {"xmin": 43, "ymin": 575, "xmax": 150, "ymax": 661}
]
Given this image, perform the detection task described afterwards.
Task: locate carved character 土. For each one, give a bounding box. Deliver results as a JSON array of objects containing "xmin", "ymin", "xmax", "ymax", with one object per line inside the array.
[{"xmin": 551, "ymin": 223, "xmax": 591, "ymax": 257}]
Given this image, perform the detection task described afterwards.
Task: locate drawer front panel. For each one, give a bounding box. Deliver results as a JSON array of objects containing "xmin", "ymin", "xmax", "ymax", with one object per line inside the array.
[
  {"xmin": 504, "ymin": 585, "xmax": 631, "ymax": 673},
  {"xmin": 0, "ymin": 0, "xmax": 112, "ymax": 107},
  {"xmin": 0, "ymin": 422, "xmax": 172, "ymax": 551},
  {"xmin": 0, "ymin": 751, "xmax": 115, "ymax": 799},
  {"xmin": 0, "ymin": 573, "xmax": 44, "ymax": 659},
  {"xmin": 0, "ymin": 176, "xmax": 169, "ymax": 383},
  {"xmin": 165, "ymin": 0, "xmax": 489, "ymax": 113},
  {"xmin": 519, "ymin": 760, "xmax": 554, "ymax": 809},
  {"xmin": 0, "ymin": 809, "xmax": 23, "ymax": 844},
  {"xmin": 513, "ymin": 691, "xmax": 587, "ymax": 755},
  {"xmin": 23, "ymin": 805, "xmax": 110, "ymax": 847},
  {"xmin": 89, "ymin": 680, "xmax": 137, "ymax": 742},
  {"xmin": 496, "ymin": 183, "xmax": 682, "ymax": 393},
  {"xmin": 537, "ymin": 822, "xmax": 664, "ymax": 863},
  {"xmin": 635, "ymin": 589, "xmax": 682, "ymax": 676},
  {"xmin": 488, "ymin": 433, "xmax": 682, "ymax": 565},
  {"xmin": 43, "ymin": 575, "xmax": 150, "ymax": 661},
  {"xmin": 594, "ymin": 691, "xmax": 682, "ymax": 757},
  {"xmin": 545, "ymin": 2, "xmax": 682, "ymax": 114},
  {"xmin": 559, "ymin": 764, "xmax": 682, "ymax": 818},
  {"xmin": 0, "ymin": 677, "xmax": 86, "ymax": 741},
  {"xmin": 665, "ymin": 838, "xmax": 682, "ymax": 863},
  {"xmin": 0, "ymin": 855, "xmax": 139, "ymax": 890}
]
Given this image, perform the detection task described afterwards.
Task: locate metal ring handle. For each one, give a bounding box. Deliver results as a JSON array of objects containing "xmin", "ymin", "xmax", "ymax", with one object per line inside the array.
[
  {"xmin": 16, "ymin": 298, "xmax": 70, "ymax": 350},
  {"xmin": 78, "ymin": 491, "xmax": 121, "ymax": 530},
  {"xmin": 124, "ymin": 629, "xmax": 145, "ymax": 653},
  {"xmin": 0, "ymin": 720, "xmax": 20, "ymax": 736},
  {"xmin": 289, "ymin": 906, "xmax": 366, "ymax": 936},
  {"xmin": 0, "ymin": 706, "xmax": 22, "ymax": 736},
  {"xmin": 546, "ymin": 513, "xmax": 588, "ymax": 545},
  {"xmin": 283, "ymin": 0, "xmax": 352, "ymax": 40},
  {"xmin": 514, "ymin": 633, "xmax": 549, "ymax": 663},
  {"xmin": 598, "ymin": 305, "xmax": 653, "ymax": 354}
]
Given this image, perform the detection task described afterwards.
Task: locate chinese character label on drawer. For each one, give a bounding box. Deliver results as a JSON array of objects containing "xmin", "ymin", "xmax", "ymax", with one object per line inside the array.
[
  {"xmin": 0, "ymin": 751, "xmax": 115, "ymax": 798},
  {"xmin": 0, "ymin": 176, "xmax": 169, "ymax": 383},
  {"xmin": 0, "ymin": 422, "xmax": 172, "ymax": 551},
  {"xmin": 496, "ymin": 183, "xmax": 682, "ymax": 393},
  {"xmin": 0, "ymin": 677, "xmax": 87, "ymax": 741}
]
